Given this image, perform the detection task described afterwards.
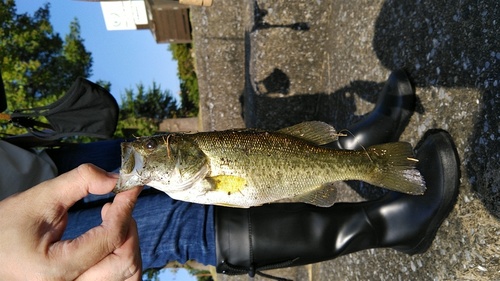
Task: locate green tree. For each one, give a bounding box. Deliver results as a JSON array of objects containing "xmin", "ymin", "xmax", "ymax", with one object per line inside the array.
[
  {"xmin": 143, "ymin": 267, "xmax": 214, "ymax": 281},
  {"xmin": 0, "ymin": 0, "xmax": 92, "ymax": 136},
  {"xmin": 142, "ymin": 268, "xmax": 161, "ymax": 281},
  {"xmin": 115, "ymin": 82, "xmax": 179, "ymax": 138},
  {"xmin": 168, "ymin": 43, "xmax": 198, "ymax": 116},
  {"xmin": 62, "ymin": 19, "xmax": 92, "ymax": 84},
  {"xmin": 189, "ymin": 269, "xmax": 214, "ymax": 281}
]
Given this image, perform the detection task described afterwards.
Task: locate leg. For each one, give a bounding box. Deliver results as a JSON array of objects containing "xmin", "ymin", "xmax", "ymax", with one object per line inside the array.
[
  {"xmin": 215, "ymin": 130, "xmax": 460, "ymax": 278},
  {"xmin": 63, "ymin": 189, "xmax": 217, "ymax": 269},
  {"xmin": 329, "ymin": 70, "xmax": 415, "ymax": 150}
]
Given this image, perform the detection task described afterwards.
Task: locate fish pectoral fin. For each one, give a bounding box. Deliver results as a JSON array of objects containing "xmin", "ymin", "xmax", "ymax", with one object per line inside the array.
[
  {"xmin": 293, "ymin": 183, "xmax": 339, "ymax": 207},
  {"xmin": 277, "ymin": 121, "xmax": 339, "ymax": 145},
  {"xmin": 206, "ymin": 175, "xmax": 247, "ymax": 195}
]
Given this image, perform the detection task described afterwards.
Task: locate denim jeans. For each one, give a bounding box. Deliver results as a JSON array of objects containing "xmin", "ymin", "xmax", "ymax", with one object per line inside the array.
[
  {"xmin": 52, "ymin": 140, "xmax": 217, "ymax": 268},
  {"xmin": 63, "ymin": 191, "xmax": 216, "ymax": 268}
]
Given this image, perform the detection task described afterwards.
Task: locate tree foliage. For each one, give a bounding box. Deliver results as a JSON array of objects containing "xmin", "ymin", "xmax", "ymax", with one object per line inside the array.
[
  {"xmin": 0, "ymin": 1, "xmax": 91, "ymax": 104},
  {"xmin": 143, "ymin": 267, "xmax": 214, "ymax": 281},
  {"xmin": 0, "ymin": 0, "xmax": 92, "ymax": 136},
  {"xmin": 142, "ymin": 268, "xmax": 161, "ymax": 281},
  {"xmin": 168, "ymin": 43, "xmax": 198, "ymax": 116},
  {"xmin": 189, "ymin": 269, "xmax": 214, "ymax": 281},
  {"xmin": 115, "ymin": 82, "xmax": 179, "ymax": 138},
  {"xmin": 119, "ymin": 82, "xmax": 178, "ymax": 120}
]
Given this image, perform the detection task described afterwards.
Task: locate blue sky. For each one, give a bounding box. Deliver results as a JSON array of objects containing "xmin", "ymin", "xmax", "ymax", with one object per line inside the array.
[
  {"xmin": 15, "ymin": 0, "xmax": 181, "ymax": 105},
  {"xmin": 15, "ymin": 1, "xmax": 195, "ymax": 280}
]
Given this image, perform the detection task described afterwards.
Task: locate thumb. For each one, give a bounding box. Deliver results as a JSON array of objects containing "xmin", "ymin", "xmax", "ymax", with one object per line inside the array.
[{"xmin": 34, "ymin": 164, "xmax": 119, "ymax": 210}]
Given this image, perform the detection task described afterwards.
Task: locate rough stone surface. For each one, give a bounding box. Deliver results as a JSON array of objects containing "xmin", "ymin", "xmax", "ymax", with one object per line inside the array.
[
  {"xmin": 190, "ymin": 0, "xmax": 500, "ymax": 280},
  {"xmin": 158, "ymin": 117, "xmax": 199, "ymax": 132}
]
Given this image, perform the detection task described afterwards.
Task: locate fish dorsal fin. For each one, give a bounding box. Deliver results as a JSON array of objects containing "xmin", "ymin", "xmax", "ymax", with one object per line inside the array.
[{"xmin": 277, "ymin": 121, "xmax": 339, "ymax": 145}]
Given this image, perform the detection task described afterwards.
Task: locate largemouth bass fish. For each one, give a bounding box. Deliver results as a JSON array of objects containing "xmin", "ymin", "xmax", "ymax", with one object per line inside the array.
[{"xmin": 114, "ymin": 121, "xmax": 425, "ymax": 208}]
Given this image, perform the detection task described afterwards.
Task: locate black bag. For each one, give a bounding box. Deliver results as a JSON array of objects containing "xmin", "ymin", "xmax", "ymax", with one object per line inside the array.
[{"xmin": 10, "ymin": 77, "xmax": 119, "ymax": 140}]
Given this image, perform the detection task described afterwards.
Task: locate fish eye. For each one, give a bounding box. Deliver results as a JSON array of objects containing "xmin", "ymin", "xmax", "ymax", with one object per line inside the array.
[{"xmin": 144, "ymin": 139, "xmax": 158, "ymax": 150}]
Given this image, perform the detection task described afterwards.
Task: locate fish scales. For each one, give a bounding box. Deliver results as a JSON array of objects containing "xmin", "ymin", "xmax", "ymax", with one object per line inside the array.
[{"xmin": 189, "ymin": 130, "xmax": 371, "ymax": 195}]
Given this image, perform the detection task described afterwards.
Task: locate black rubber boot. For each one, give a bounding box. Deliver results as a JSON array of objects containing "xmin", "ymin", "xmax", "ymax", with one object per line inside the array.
[
  {"xmin": 329, "ymin": 70, "xmax": 415, "ymax": 150},
  {"xmin": 215, "ymin": 130, "xmax": 460, "ymax": 280}
]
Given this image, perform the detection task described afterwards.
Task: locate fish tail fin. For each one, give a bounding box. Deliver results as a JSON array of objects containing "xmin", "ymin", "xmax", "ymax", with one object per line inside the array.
[{"xmin": 364, "ymin": 142, "xmax": 426, "ymax": 195}]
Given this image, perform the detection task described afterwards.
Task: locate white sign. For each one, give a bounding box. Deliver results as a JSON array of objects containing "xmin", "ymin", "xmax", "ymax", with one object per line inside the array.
[{"xmin": 100, "ymin": 0, "xmax": 148, "ymax": 31}]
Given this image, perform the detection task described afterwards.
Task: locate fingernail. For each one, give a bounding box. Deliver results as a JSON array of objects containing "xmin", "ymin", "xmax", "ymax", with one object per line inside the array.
[{"xmin": 107, "ymin": 172, "xmax": 120, "ymax": 179}]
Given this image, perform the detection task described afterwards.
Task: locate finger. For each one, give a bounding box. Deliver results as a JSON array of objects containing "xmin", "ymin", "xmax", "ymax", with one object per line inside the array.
[
  {"xmin": 75, "ymin": 218, "xmax": 142, "ymax": 281},
  {"xmin": 60, "ymin": 164, "xmax": 120, "ymax": 208},
  {"xmin": 37, "ymin": 164, "xmax": 120, "ymax": 210},
  {"xmin": 101, "ymin": 202, "xmax": 112, "ymax": 218},
  {"xmin": 123, "ymin": 219, "xmax": 142, "ymax": 281},
  {"xmin": 50, "ymin": 186, "xmax": 142, "ymax": 279}
]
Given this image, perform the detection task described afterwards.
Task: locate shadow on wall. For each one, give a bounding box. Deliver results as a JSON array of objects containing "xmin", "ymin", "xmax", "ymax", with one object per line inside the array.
[
  {"xmin": 372, "ymin": 0, "xmax": 500, "ymax": 218},
  {"xmin": 243, "ymin": 0, "xmax": 403, "ymax": 133},
  {"xmin": 252, "ymin": 1, "xmax": 310, "ymax": 32}
]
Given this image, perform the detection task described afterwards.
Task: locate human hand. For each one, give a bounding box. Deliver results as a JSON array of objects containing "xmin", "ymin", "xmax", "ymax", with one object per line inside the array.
[{"xmin": 0, "ymin": 164, "xmax": 143, "ymax": 281}]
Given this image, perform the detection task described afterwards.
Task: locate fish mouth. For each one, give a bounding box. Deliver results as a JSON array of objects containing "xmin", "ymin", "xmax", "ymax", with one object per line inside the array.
[
  {"xmin": 113, "ymin": 143, "xmax": 145, "ymax": 192},
  {"xmin": 121, "ymin": 144, "xmax": 138, "ymax": 174}
]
